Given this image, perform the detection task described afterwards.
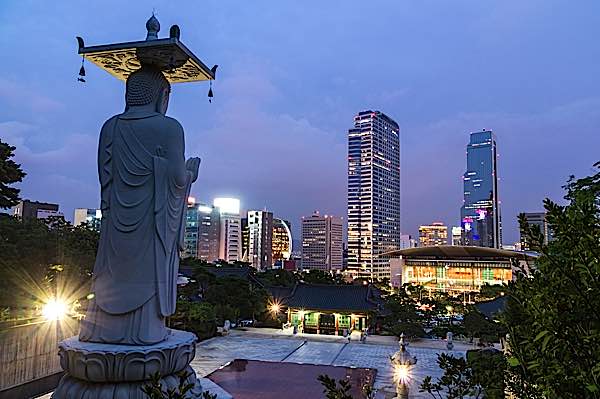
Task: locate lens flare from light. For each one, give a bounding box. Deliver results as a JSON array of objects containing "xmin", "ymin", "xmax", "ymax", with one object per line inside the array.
[
  {"xmin": 394, "ymin": 365, "xmax": 410, "ymax": 384},
  {"xmin": 42, "ymin": 298, "xmax": 68, "ymax": 321}
]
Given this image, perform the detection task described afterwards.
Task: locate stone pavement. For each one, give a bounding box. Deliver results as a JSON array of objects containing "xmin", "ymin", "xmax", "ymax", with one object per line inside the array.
[{"xmin": 192, "ymin": 329, "xmax": 470, "ymax": 398}]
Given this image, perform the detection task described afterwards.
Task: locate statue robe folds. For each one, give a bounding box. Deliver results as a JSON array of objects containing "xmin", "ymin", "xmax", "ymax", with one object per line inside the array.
[{"xmin": 80, "ymin": 113, "xmax": 192, "ymax": 345}]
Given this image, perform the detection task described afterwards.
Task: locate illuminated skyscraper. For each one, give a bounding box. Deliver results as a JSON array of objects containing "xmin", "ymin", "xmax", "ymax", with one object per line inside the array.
[
  {"xmin": 183, "ymin": 198, "xmax": 220, "ymax": 261},
  {"xmin": 418, "ymin": 222, "xmax": 448, "ymax": 247},
  {"xmin": 272, "ymin": 218, "xmax": 293, "ymax": 264},
  {"xmin": 247, "ymin": 210, "xmax": 273, "ymax": 270},
  {"xmin": 214, "ymin": 197, "xmax": 242, "ymax": 262},
  {"xmin": 460, "ymin": 130, "xmax": 501, "ymax": 248},
  {"xmin": 301, "ymin": 212, "xmax": 343, "ymax": 271},
  {"xmin": 347, "ymin": 110, "xmax": 401, "ymax": 280}
]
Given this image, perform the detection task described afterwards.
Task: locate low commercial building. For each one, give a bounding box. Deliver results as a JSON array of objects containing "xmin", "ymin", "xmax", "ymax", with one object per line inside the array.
[
  {"xmin": 388, "ymin": 246, "xmax": 529, "ymax": 293},
  {"xmin": 276, "ymin": 283, "xmax": 381, "ymax": 335},
  {"xmin": 13, "ymin": 200, "xmax": 60, "ymax": 220}
]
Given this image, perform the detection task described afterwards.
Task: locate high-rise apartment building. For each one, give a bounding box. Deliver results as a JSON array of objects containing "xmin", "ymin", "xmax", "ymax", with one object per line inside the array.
[
  {"xmin": 519, "ymin": 212, "xmax": 553, "ymax": 250},
  {"xmin": 460, "ymin": 130, "xmax": 501, "ymax": 248},
  {"xmin": 214, "ymin": 198, "xmax": 242, "ymax": 263},
  {"xmin": 247, "ymin": 210, "xmax": 273, "ymax": 270},
  {"xmin": 272, "ymin": 218, "xmax": 293, "ymax": 264},
  {"xmin": 418, "ymin": 222, "xmax": 448, "ymax": 247},
  {"xmin": 347, "ymin": 110, "xmax": 401, "ymax": 280},
  {"xmin": 74, "ymin": 208, "xmax": 102, "ymax": 232},
  {"xmin": 301, "ymin": 212, "xmax": 343, "ymax": 271}
]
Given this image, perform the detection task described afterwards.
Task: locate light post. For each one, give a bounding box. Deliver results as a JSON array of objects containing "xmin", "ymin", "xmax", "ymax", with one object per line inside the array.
[{"xmin": 390, "ymin": 333, "xmax": 417, "ymax": 399}]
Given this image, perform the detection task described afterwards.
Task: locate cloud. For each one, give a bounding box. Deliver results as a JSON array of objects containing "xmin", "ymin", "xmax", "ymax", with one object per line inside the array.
[
  {"xmin": 0, "ymin": 78, "xmax": 64, "ymax": 113},
  {"xmin": 185, "ymin": 69, "xmax": 346, "ymax": 234},
  {"xmin": 401, "ymin": 97, "xmax": 600, "ymax": 243}
]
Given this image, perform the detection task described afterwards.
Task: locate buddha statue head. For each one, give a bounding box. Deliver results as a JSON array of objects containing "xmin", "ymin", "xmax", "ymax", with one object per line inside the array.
[{"xmin": 125, "ymin": 65, "xmax": 171, "ymax": 115}]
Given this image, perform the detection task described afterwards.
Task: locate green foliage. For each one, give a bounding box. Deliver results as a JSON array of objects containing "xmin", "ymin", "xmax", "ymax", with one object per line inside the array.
[
  {"xmin": 300, "ymin": 269, "xmax": 337, "ymax": 284},
  {"xmin": 463, "ymin": 309, "xmax": 503, "ymax": 343},
  {"xmin": 501, "ymin": 162, "xmax": 600, "ymax": 399},
  {"xmin": 0, "ymin": 140, "xmax": 26, "ymax": 209},
  {"xmin": 170, "ymin": 301, "xmax": 216, "ymax": 340},
  {"xmin": 0, "ymin": 215, "xmax": 98, "ymax": 319},
  {"xmin": 256, "ymin": 269, "xmax": 297, "ymax": 287},
  {"xmin": 388, "ymin": 322, "xmax": 426, "ymax": 339},
  {"xmin": 419, "ymin": 353, "xmax": 483, "ymax": 399},
  {"xmin": 467, "ymin": 349, "xmax": 506, "ymax": 399},
  {"xmin": 475, "ymin": 283, "xmax": 507, "ymax": 301},
  {"xmin": 140, "ymin": 370, "xmax": 216, "ymax": 399},
  {"xmin": 317, "ymin": 375, "xmax": 353, "ymax": 399},
  {"xmin": 203, "ymin": 276, "xmax": 268, "ymax": 323}
]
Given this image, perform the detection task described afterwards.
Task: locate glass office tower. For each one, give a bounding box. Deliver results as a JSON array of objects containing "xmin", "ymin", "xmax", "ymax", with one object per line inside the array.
[
  {"xmin": 347, "ymin": 110, "xmax": 401, "ymax": 280},
  {"xmin": 460, "ymin": 130, "xmax": 501, "ymax": 248}
]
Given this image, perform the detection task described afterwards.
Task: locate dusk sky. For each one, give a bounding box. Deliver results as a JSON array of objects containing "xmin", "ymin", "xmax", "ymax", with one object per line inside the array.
[{"xmin": 1, "ymin": 1, "xmax": 599, "ymax": 244}]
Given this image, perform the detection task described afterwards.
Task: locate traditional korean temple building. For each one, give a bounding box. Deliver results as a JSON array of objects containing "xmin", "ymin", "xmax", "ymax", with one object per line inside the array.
[{"xmin": 272, "ymin": 283, "xmax": 382, "ymax": 335}]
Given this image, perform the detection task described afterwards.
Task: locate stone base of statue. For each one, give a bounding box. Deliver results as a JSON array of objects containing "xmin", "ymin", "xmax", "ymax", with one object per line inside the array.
[{"xmin": 52, "ymin": 329, "xmax": 202, "ymax": 399}]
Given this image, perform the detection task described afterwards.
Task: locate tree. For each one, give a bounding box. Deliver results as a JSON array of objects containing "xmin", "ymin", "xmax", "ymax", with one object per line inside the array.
[
  {"xmin": 169, "ymin": 300, "xmax": 216, "ymax": 340},
  {"xmin": 203, "ymin": 276, "xmax": 267, "ymax": 323},
  {"xmin": 257, "ymin": 269, "xmax": 297, "ymax": 287},
  {"xmin": 300, "ymin": 269, "xmax": 337, "ymax": 284},
  {"xmin": 467, "ymin": 349, "xmax": 506, "ymax": 399},
  {"xmin": 0, "ymin": 140, "xmax": 26, "ymax": 209},
  {"xmin": 0, "ymin": 215, "xmax": 98, "ymax": 319},
  {"xmin": 420, "ymin": 353, "xmax": 483, "ymax": 399},
  {"xmin": 501, "ymin": 162, "xmax": 600, "ymax": 398},
  {"xmin": 463, "ymin": 309, "xmax": 502, "ymax": 344},
  {"xmin": 318, "ymin": 375, "xmax": 353, "ymax": 399}
]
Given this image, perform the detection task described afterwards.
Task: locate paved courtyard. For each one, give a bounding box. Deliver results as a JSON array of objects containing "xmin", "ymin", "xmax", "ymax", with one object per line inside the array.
[{"xmin": 192, "ymin": 329, "xmax": 472, "ymax": 398}]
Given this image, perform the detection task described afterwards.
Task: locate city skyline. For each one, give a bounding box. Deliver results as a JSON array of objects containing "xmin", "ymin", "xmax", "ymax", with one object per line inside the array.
[{"xmin": 2, "ymin": 1, "xmax": 600, "ymax": 244}]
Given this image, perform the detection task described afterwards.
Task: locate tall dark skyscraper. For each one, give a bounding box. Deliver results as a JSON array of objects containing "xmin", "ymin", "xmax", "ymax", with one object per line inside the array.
[
  {"xmin": 347, "ymin": 110, "xmax": 401, "ymax": 280},
  {"xmin": 460, "ymin": 130, "xmax": 502, "ymax": 248}
]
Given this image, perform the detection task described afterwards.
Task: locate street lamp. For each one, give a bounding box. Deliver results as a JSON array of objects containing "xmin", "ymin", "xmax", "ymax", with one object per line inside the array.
[
  {"xmin": 42, "ymin": 298, "xmax": 68, "ymax": 321},
  {"xmin": 390, "ymin": 333, "xmax": 417, "ymax": 399}
]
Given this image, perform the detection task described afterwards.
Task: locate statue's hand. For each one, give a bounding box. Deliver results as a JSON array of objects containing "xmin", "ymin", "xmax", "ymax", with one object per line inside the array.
[{"xmin": 186, "ymin": 157, "xmax": 201, "ymax": 182}]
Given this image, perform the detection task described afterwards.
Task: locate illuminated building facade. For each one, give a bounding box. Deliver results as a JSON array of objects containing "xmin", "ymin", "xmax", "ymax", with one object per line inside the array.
[
  {"xmin": 247, "ymin": 210, "xmax": 273, "ymax": 270},
  {"xmin": 451, "ymin": 226, "xmax": 462, "ymax": 246},
  {"xmin": 272, "ymin": 218, "xmax": 293, "ymax": 264},
  {"xmin": 183, "ymin": 199, "xmax": 221, "ymax": 261},
  {"xmin": 389, "ymin": 246, "xmax": 521, "ymax": 292},
  {"xmin": 418, "ymin": 222, "xmax": 448, "ymax": 247},
  {"xmin": 275, "ymin": 284, "xmax": 381, "ymax": 335},
  {"xmin": 74, "ymin": 208, "xmax": 102, "ymax": 232},
  {"xmin": 214, "ymin": 198, "xmax": 242, "ymax": 263},
  {"xmin": 347, "ymin": 110, "xmax": 401, "ymax": 280},
  {"xmin": 519, "ymin": 211, "xmax": 553, "ymax": 250},
  {"xmin": 301, "ymin": 212, "xmax": 343, "ymax": 271},
  {"xmin": 460, "ymin": 130, "xmax": 501, "ymax": 248}
]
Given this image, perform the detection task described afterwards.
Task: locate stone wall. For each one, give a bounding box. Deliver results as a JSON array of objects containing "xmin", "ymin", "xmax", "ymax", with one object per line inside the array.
[{"xmin": 0, "ymin": 318, "xmax": 78, "ymax": 392}]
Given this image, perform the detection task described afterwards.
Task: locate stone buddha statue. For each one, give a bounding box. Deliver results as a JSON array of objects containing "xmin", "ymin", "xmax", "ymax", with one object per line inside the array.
[{"xmin": 79, "ymin": 65, "xmax": 200, "ymax": 345}]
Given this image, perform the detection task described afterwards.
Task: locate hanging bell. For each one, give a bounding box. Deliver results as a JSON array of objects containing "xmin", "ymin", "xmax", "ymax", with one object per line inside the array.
[
  {"xmin": 79, "ymin": 65, "xmax": 86, "ymax": 77},
  {"xmin": 208, "ymin": 83, "xmax": 214, "ymax": 103}
]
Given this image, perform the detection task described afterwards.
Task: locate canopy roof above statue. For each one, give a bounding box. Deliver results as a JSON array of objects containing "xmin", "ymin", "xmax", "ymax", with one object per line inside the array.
[{"xmin": 79, "ymin": 37, "xmax": 214, "ymax": 83}]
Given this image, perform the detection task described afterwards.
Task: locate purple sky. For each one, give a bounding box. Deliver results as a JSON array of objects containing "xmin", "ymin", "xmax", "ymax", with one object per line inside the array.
[{"xmin": 1, "ymin": 1, "xmax": 599, "ymax": 244}]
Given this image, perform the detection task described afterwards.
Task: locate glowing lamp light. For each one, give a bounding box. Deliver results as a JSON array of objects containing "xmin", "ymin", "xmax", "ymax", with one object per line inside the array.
[
  {"xmin": 394, "ymin": 364, "xmax": 410, "ymax": 384},
  {"xmin": 42, "ymin": 298, "xmax": 68, "ymax": 321},
  {"xmin": 270, "ymin": 303, "xmax": 281, "ymax": 314}
]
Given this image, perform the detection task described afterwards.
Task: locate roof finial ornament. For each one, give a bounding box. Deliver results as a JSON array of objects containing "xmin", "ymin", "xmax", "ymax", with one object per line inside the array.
[{"xmin": 146, "ymin": 13, "xmax": 160, "ymax": 41}]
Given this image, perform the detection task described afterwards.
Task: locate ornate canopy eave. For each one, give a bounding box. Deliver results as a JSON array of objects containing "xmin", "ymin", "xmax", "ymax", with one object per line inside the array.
[{"xmin": 78, "ymin": 37, "xmax": 215, "ymax": 83}]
